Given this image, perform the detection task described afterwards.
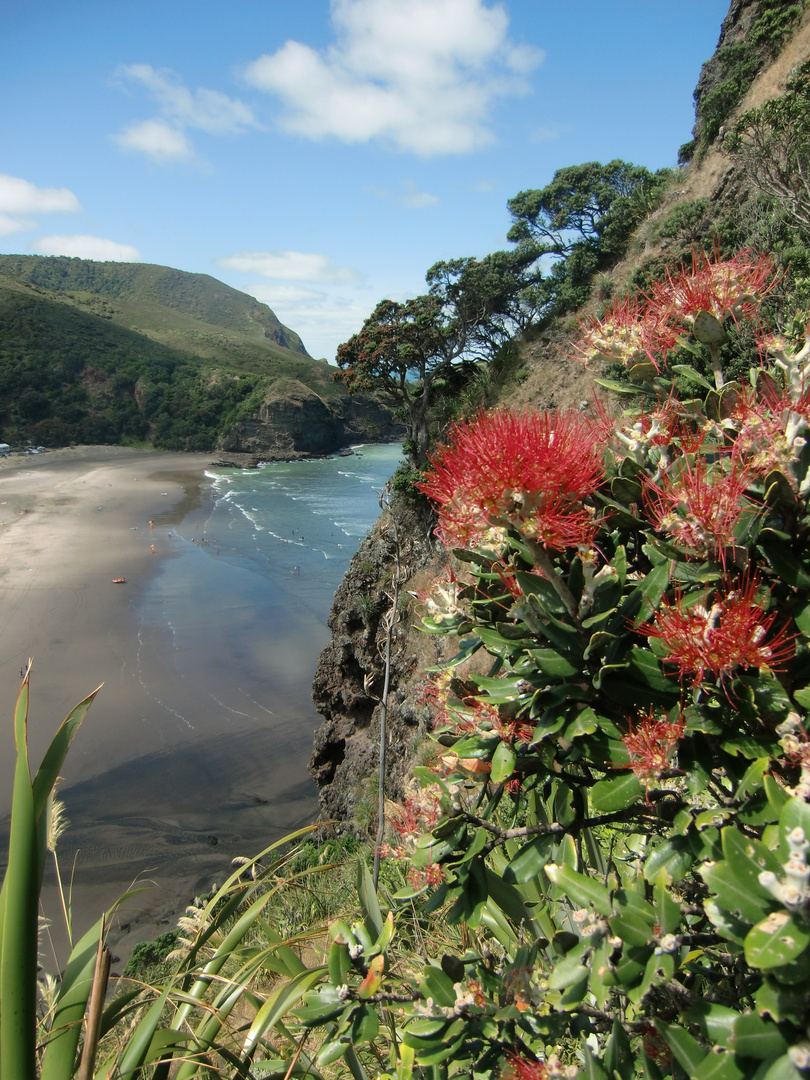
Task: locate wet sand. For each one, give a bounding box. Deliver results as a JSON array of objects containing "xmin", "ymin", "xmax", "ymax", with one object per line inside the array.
[{"xmin": 0, "ymin": 447, "xmax": 320, "ymax": 969}]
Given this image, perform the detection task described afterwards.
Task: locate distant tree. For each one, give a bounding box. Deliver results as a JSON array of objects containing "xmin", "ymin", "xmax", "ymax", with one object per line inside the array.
[
  {"xmin": 335, "ymin": 294, "xmax": 474, "ymax": 464},
  {"xmin": 507, "ymin": 160, "xmax": 671, "ymax": 315},
  {"xmin": 425, "ymin": 246, "xmax": 540, "ymax": 355},
  {"xmin": 335, "ymin": 250, "xmax": 538, "ymax": 464}
]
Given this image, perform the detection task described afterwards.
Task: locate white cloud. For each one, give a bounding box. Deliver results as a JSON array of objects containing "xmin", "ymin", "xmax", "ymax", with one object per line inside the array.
[
  {"xmin": 112, "ymin": 64, "xmax": 257, "ymax": 162},
  {"xmin": 245, "ymin": 282, "xmax": 373, "ymax": 361},
  {"xmin": 243, "ymin": 0, "xmax": 543, "ymax": 156},
  {"xmin": 0, "ymin": 174, "xmax": 81, "ymax": 234},
  {"xmin": 0, "ymin": 213, "xmax": 30, "ymax": 236},
  {"xmin": 217, "ymin": 250, "xmax": 360, "ymax": 283},
  {"xmin": 367, "ymin": 179, "xmax": 439, "ymax": 208},
  {"xmin": 0, "ymin": 174, "xmax": 81, "ymax": 215},
  {"xmin": 112, "ymin": 119, "xmax": 194, "ymax": 162},
  {"xmin": 117, "ymin": 64, "xmax": 257, "ymax": 133},
  {"xmin": 31, "ymin": 235, "xmax": 141, "ymax": 261}
]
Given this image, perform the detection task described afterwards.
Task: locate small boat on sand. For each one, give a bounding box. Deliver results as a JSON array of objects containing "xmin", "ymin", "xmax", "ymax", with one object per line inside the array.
[{"xmin": 111, "ymin": 577, "xmax": 127, "ymax": 584}]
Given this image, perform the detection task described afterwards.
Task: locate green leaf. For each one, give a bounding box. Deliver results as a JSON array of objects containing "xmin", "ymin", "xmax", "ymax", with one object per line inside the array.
[
  {"xmin": 737, "ymin": 758, "xmax": 769, "ymax": 799},
  {"xmin": 701, "ymin": 862, "xmax": 771, "ymax": 924},
  {"xmin": 351, "ymin": 1003, "xmax": 380, "ymax": 1044},
  {"xmin": 0, "ymin": 678, "xmax": 38, "ymax": 1080},
  {"xmin": 745, "ymin": 911, "xmax": 810, "ymax": 969},
  {"xmin": 526, "ymin": 647, "xmax": 580, "ymax": 678},
  {"xmin": 753, "ymin": 1055, "xmax": 803, "ymax": 1080},
  {"xmin": 328, "ymin": 941, "xmax": 351, "ymax": 987},
  {"xmin": 643, "ymin": 837, "xmax": 694, "ymax": 884},
  {"xmin": 490, "ymin": 740, "xmax": 517, "ymax": 784},
  {"xmin": 693, "ymin": 1050, "xmax": 746, "ymax": 1080},
  {"xmin": 579, "ymin": 1043, "xmax": 609, "ymax": 1079},
  {"xmin": 590, "ymin": 771, "xmax": 643, "ymax": 812},
  {"xmin": 655, "ymin": 1020, "xmax": 707, "ymax": 1074},
  {"xmin": 357, "ymin": 860, "xmax": 384, "ymax": 939},
  {"xmin": 704, "ymin": 900, "xmax": 750, "ymax": 946},
  {"xmin": 654, "ymin": 873, "xmax": 682, "ymax": 935},
  {"xmin": 548, "ymin": 948, "xmax": 590, "ymax": 991},
  {"xmin": 685, "ymin": 1001, "xmax": 738, "ymax": 1047},
  {"xmin": 503, "ymin": 834, "xmax": 556, "ymax": 885},
  {"xmin": 604, "ymin": 1017, "xmax": 634, "ymax": 1080},
  {"xmin": 241, "ymin": 967, "xmax": 327, "ymax": 1063},
  {"xmin": 730, "ymin": 1013, "xmax": 789, "ymax": 1059},
  {"xmin": 757, "ymin": 531, "xmax": 810, "ymax": 589},
  {"xmin": 754, "ymin": 978, "xmax": 809, "ymax": 1023},
  {"xmin": 720, "ymin": 828, "xmax": 783, "ymax": 901},
  {"xmin": 632, "ymin": 952, "xmax": 674, "ymax": 1004},
  {"xmin": 421, "ymin": 965, "xmax": 456, "ymax": 1009},
  {"xmin": 544, "ymin": 864, "xmax": 612, "ymax": 917},
  {"xmin": 778, "ymin": 796, "xmax": 810, "ymax": 862},
  {"xmin": 672, "ymin": 363, "xmax": 717, "ymax": 391},
  {"xmin": 609, "ymin": 910, "xmax": 654, "ymax": 948}
]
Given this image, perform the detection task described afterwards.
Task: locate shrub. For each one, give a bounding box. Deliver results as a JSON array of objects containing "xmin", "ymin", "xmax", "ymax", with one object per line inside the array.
[{"xmin": 300, "ymin": 246, "xmax": 810, "ymax": 1078}]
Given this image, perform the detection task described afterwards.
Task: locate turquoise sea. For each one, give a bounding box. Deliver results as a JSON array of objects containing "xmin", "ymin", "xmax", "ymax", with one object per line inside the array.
[{"xmin": 56, "ymin": 443, "xmax": 403, "ymax": 932}]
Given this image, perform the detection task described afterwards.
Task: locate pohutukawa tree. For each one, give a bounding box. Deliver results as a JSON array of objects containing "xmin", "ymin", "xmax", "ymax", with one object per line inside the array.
[
  {"xmin": 334, "ymin": 250, "xmax": 540, "ymax": 465},
  {"xmin": 303, "ymin": 247, "xmax": 810, "ymax": 1078}
]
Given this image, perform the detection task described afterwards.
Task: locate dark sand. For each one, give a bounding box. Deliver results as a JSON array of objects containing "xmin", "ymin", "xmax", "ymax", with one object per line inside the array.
[{"xmin": 0, "ymin": 447, "xmax": 321, "ymax": 969}]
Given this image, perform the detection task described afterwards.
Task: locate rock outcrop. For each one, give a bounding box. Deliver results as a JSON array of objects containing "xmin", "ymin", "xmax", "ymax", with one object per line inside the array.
[
  {"xmin": 218, "ymin": 379, "xmax": 402, "ymax": 460},
  {"xmin": 310, "ymin": 498, "xmax": 447, "ymax": 824}
]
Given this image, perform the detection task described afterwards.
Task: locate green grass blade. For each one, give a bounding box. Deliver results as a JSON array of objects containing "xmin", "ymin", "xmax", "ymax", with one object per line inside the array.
[
  {"xmin": 38, "ymin": 918, "xmax": 103, "ymax": 1080},
  {"xmin": 241, "ymin": 966, "xmax": 327, "ymax": 1064},
  {"xmin": 32, "ymin": 686, "xmax": 102, "ymax": 820},
  {"xmin": 39, "ymin": 889, "xmax": 149, "ymax": 1080},
  {"xmin": 32, "ymin": 686, "xmax": 101, "ymax": 893},
  {"xmin": 0, "ymin": 675, "xmax": 38, "ymax": 1080},
  {"xmin": 113, "ymin": 984, "xmax": 172, "ymax": 1080}
]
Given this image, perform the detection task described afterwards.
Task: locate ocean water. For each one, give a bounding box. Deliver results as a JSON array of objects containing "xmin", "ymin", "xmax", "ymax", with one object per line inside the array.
[{"xmin": 55, "ymin": 443, "xmax": 404, "ymax": 911}]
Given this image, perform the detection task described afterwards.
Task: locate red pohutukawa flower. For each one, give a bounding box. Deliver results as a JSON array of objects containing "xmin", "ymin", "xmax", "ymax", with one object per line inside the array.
[
  {"xmin": 499, "ymin": 1054, "xmax": 552, "ymax": 1080},
  {"xmin": 650, "ymin": 247, "xmax": 779, "ymax": 331},
  {"xmin": 417, "ymin": 408, "xmax": 606, "ymax": 550},
  {"xmin": 638, "ymin": 578, "xmax": 795, "ymax": 688},
  {"xmin": 500, "ymin": 1052, "xmax": 576, "ymax": 1080},
  {"xmin": 644, "ymin": 453, "xmax": 757, "ymax": 561},
  {"xmin": 571, "ymin": 295, "xmax": 679, "ymax": 372},
  {"xmin": 622, "ymin": 710, "xmax": 686, "ymax": 790},
  {"xmin": 719, "ymin": 382, "xmax": 793, "ymax": 478}
]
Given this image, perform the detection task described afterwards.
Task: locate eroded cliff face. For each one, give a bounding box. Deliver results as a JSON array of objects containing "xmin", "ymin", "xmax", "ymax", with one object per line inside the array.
[
  {"xmin": 310, "ymin": 499, "xmax": 450, "ymax": 824},
  {"xmin": 218, "ymin": 379, "xmax": 402, "ymax": 459}
]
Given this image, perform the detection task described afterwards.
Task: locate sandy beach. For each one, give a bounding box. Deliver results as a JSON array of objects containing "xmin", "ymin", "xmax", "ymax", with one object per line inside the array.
[{"xmin": 0, "ymin": 446, "xmax": 320, "ymax": 969}]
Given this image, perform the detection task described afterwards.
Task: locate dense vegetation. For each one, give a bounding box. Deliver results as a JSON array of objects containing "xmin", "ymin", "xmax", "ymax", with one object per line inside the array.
[
  {"xmin": 0, "ymin": 257, "xmax": 344, "ymax": 450},
  {"xmin": 4, "ymin": 2, "xmax": 810, "ymax": 1078}
]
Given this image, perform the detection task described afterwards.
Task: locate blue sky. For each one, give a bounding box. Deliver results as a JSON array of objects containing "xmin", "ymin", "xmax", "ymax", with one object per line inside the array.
[{"xmin": 2, "ymin": 0, "xmax": 730, "ymax": 361}]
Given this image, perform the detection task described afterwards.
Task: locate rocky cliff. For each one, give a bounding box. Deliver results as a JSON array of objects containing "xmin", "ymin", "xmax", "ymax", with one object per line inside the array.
[
  {"xmin": 310, "ymin": 498, "xmax": 447, "ymax": 823},
  {"xmin": 218, "ymin": 378, "xmax": 402, "ymax": 459}
]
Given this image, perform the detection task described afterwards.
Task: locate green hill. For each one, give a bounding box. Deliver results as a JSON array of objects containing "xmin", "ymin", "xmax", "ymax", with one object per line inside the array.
[{"xmin": 0, "ymin": 256, "xmax": 391, "ymax": 452}]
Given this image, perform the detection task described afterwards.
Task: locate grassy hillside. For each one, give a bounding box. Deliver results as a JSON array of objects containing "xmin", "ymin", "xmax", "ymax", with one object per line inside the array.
[{"xmin": 0, "ymin": 256, "xmax": 353, "ymax": 449}]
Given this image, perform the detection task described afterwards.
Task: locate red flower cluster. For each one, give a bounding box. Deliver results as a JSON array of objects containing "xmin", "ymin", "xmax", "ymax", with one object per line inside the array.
[
  {"xmin": 621, "ymin": 710, "xmax": 686, "ymax": 790},
  {"xmin": 571, "ymin": 248, "xmax": 779, "ymax": 374},
  {"xmin": 639, "ymin": 579, "xmax": 795, "ymax": 688},
  {"xmin": 650, "ymin": 247, "xmax": 778, "ymax": 330},
  {"xmin": 572, "ymin": 295, "xmax": 679, "ymax": 372},
  {"xmin": 500, "ymin": 1053, "xmax": 552, "ymax": 1080},
  {"xmin": 644, "ymin": 453, "xmax": 755, "ymax": 561},
  {"xmin": 417, "ymin": 408, "xmax": 605, "ymax": 551}
]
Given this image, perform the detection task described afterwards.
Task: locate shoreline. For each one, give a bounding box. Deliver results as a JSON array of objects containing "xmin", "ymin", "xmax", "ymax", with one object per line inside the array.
[
  {"xmin": 0, "ymin": 443, "xmax": 384, "ymax": 969},
  {"xmin": 0, "ymin": 446, "xmax": 217, "ymax": 795},
  {"xmin": 0, "ymin": 447, "xmax": 250, "ymax": 965}
]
